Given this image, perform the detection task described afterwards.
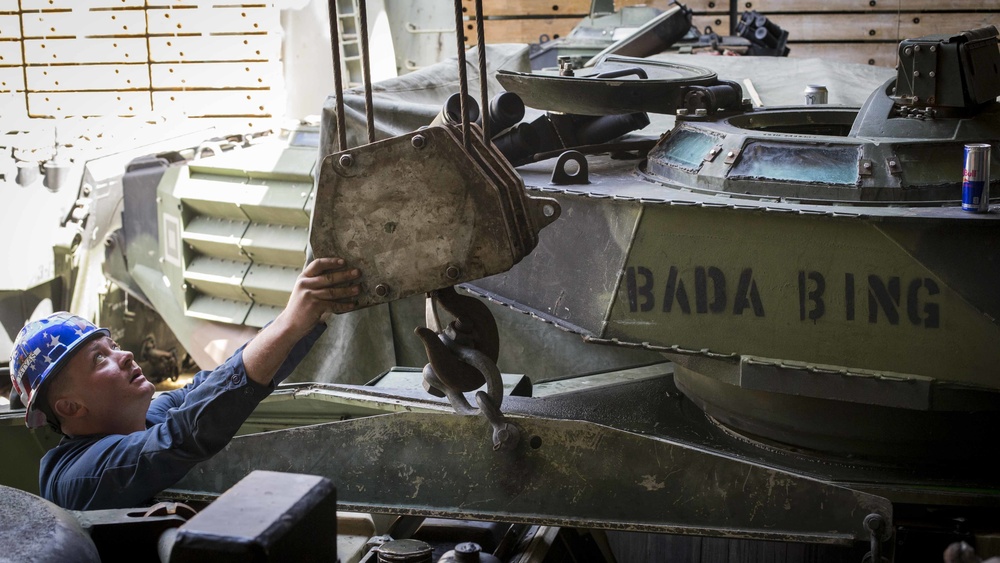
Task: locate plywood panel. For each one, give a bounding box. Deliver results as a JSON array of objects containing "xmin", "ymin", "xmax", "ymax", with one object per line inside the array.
[
  {"xmin": 21, "ymin": 10, "xmax": 147, "ymax": 38},
  {"xmin": 26, "ymin": 63, "xmax": 149, "ymax": 91},
  {"xmin": 149, "ymin": 34, "xmax": 280, "ymax": 62},
  {"xmin": 0, "ymin": 14, "xmax": 19, "ymax": 39},
  {"xmin": 0, "ymin": 92, "xmax": 26, "ymax": 118},
  {"xmin": 23, "ymin": 38, "xmax": 147, "ymax": 63},
  {"xmin": 147, "ymin": 7, "xmax": 279, "ymax": 35},
  {"xmin": 0, "ymin": 41, "xmax": 22, "ymax": 66},
  {"xmin": 462, "ymin": 0, "xmax": 591, "ymax": 17},
  {"xmin": 468, "ymin": 18, "xmax": 578, "ymax": 45},
  {"xmin": 778, "ymin": 12, "xmax": 998, "ymax": 41},
  {"xmin": 28, "ymin": 91, "xmax": 151, "ymax": 117},
  {"xmin": 147, "ymin": 0, "xmax": 272, "ymax": 6},
  {"xmin": 679, "ymin": 0, "xmax": 1000, "ymax": 11},
  {"xmin": 789, "ymin": 42, "xmax": 898, "ymax": 67},
  {"xmin": 151, "ymin": 61, "xmax": 280, "ymax": 88},
  {"xmin": 692, "ymin": 14, "xmax": 729, "ymax": 33},
  {"xmin": 0, "ymin": 66, "xmax": 23, "ymax": 91},
  {"xmin": 20, "ymin": 0, "xmax": 144, "ymax": 8},
  {"xmin": 187, "ymin": 115, "xmax": 279, "ymax": 132},
  {"xmin": 152, "ymin": 90, "xmax": 275, "ymax": 116}
]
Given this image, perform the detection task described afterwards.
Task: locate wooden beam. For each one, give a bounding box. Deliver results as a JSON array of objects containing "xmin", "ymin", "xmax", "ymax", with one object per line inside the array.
[
  {"xmin": 150, "ymin": 61, "xmax": 281, "ymax": 89},
  {"xmin": 21, "ymin": 10, "xmax": 147, "ymax": 38},
  {"xmin": 681, "ymin": 0, "xmax": 1000, "ymax": 12},
  {"xmin": 780, "ymin": 12, "xmax": 998, "ymax": 41},
  {"xmin": 148, "ymin": 34, "xmax": 280, "ymax": 62},
  {"xmin": 789, "ymin": 42, "xmax": 898, "ymax": 67},
  {"xmin": 23, "ymin": 38, "xmax": 148, "ymax": 64},
  {"xmin": 151, "ymin": 89, "xmax": 276, "ymax": 116},
  {"xmin": 0, "ymin": 14, "xmax": 18, "ymax": 39},
  {"xmin": 146, "ymin": 7, "xmax": 279, "ymax": 36},
  {"xmin": 470, "ymin": 11, "xmax": 1000, "ymax": 46},
  {"xmin": 27, "ymin": 91, "xmax": 151, "ymax": 117},
  {"xmin": 461, "ymin": 0, "xmax": 591, "ymax": 18},
  {"xmin": 0, "ymin": 41, "xmax": 22, "ymax": 66},
  {"xmin": 0, "ymin": 66, "xmax": 23, "ymax": 91},
  {"xmin": 25, "ymin": 63, "xmax": 150, "ymax": 91},
  {"xmin": 692, "ymin": 14, "xmax": 729, "ymax": 33},
  {"xmin": 20, "ymin": 0, "xmax": 144, "ymax": 8},
  {"xmin": 466, "ymin": 17, "xmax": 579, "ymax": 45}
]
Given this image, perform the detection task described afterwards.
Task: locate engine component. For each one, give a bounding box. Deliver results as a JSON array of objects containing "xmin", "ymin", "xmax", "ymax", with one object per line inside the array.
[
  {"xmin": 166, "ymin": 470, "xmax": 337, "ymax": 562},
  {"xmin": 376, "ymin": 539, "xmax": 433, "ymax": 562},
  {"xmin": 438, "ymin": 542, "xmax": 501, "ymax": 563}
]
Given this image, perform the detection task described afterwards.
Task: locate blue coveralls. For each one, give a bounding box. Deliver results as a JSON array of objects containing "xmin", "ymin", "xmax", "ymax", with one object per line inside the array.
[{"xmin": 38, "ymin": 324, "xmax": 325, "ymax": 511}]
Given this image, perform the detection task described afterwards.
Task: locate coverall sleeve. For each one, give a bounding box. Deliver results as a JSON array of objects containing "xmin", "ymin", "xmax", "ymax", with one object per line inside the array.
[{"xmin": 39, "ymin": 323, "xmax": 326, "ymax": 511}]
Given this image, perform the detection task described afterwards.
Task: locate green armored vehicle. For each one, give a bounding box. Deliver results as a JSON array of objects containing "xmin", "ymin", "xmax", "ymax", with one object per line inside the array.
[{"xmin": 2, "ymin": 18, "xmax": 999, "ymax": 563}]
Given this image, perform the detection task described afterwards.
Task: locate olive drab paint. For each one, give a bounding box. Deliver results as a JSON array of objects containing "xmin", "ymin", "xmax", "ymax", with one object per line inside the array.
[{"xmin": 625, "ymin": 267, "xmax": 940, "ymax": 328}]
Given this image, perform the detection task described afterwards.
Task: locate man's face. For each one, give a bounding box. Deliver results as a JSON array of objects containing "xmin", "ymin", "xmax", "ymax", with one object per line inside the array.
[{"xmin": 58, "ymin": 335, "xmax": 155, "ymax": 431}]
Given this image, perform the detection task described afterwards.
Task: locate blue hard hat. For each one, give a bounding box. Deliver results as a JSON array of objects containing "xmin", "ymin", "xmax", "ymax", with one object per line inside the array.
[{"xmin": 9, "ymin": 312, "xmax": 110, "ymax": 429}]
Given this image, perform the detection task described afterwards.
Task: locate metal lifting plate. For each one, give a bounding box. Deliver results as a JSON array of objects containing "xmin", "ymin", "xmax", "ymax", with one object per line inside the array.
[{"xmin": 309, "ymin": 124, "xmax": 560, "ymax": 308}]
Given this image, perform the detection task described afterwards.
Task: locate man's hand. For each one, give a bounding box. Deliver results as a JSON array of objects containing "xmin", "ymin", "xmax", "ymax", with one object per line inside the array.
[
  {"xmin": 242, "ymin": 257, "xmax": 362, "ymax": 385},
  {"xmin": 282, "ymin": 257, "xmax": 362, "ymax": 335}
]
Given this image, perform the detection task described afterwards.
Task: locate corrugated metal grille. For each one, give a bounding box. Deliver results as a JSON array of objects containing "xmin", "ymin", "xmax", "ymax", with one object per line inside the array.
[{"xmin": 171, "ymin": 140, "xmax": 314, "ymax": 326}]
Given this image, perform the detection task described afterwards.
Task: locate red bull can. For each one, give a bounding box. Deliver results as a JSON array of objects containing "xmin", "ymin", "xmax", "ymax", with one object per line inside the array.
[{"xmin": 962, "ymin": 143, "xmax": 991, "ymax": 213}]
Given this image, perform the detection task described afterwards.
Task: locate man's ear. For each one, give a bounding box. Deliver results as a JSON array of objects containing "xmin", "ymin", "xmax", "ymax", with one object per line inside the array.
[{"xmin": 53, "ymin": 398, "xmax": 86, "ymax": 420}]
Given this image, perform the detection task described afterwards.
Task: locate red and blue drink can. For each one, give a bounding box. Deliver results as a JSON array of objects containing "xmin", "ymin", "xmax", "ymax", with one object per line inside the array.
[{"xmin": 962, "ymin": 143, "xmax": 991, "ymax": 213}]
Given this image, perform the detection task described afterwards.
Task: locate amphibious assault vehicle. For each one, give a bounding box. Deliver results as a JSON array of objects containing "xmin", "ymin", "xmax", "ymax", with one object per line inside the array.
[{"xmin": 2, "ymin": 4, "xmax": 998, "ymax": 561}]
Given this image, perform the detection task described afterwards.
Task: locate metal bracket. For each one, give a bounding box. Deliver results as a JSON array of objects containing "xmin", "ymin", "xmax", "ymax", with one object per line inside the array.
[
  {"xmin": 859, "ymin": 159, "xmax": 874, "ymax": 176},
  {"xmin": 885, "ymin": 155, "xmax": 902, "ymax": 176},
  {"xmin": 705, "ymin": 144, "xmax": 724, "ymax": 163},
  {"xmin": 550, "ymin": 150, "xmax": 590, "ymax": 185},
  {"xmin": 861, "ymin": 513, "xmax": 892, "ymax": 563}
]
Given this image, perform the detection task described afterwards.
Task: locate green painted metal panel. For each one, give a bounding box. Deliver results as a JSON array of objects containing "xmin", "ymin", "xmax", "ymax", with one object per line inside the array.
[
  {"xmin": 608, "ymin": 204, "xmax": 1000, "ymax": 388},
  {"xmin": 175, "ymin": 170, "xmax": 248, "ymax": 221},
  {"xmin": 242, "ymin": 263, "xmax": 298, "ymax": 308},
  {"xmin": 180, "ymin": 215, "xmax": 249, "ymax": 262},
  {"xmin": 241, "ymin": 179, "xmax": 313, "ymax": 225},
  {"xmin": 188, "ymin": 143, "xmax": 316, "ymax": 183},
  {"xmin": 186, "ymin": 294, "xmax": 252, "ymax": 325},
  {"xmin": 240, "ymin": 223, "xmax": 307, "ymax": 267},
  {"xmin": 183, "ymin": 255, "xmax": 251, "ymax": 302}
]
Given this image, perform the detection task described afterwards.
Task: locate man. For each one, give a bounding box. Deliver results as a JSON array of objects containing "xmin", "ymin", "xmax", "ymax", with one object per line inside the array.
[{"xmin": 9, "ymin": 257, "xmax": 360, "ymax": 510}]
